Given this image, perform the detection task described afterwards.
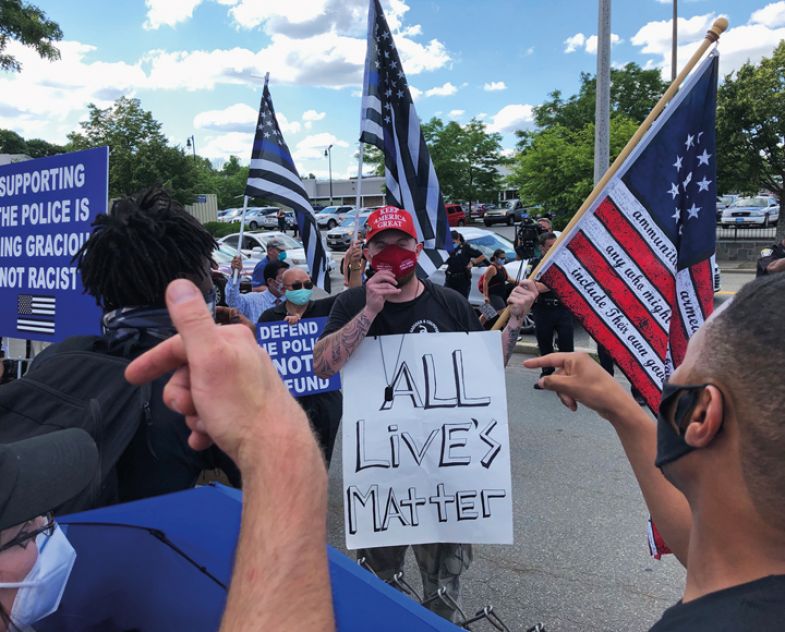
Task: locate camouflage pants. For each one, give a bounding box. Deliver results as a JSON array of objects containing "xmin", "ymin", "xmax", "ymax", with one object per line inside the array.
[{"xmin": 357, "ymin": 543, "xmax": 472, "ymax": 623}]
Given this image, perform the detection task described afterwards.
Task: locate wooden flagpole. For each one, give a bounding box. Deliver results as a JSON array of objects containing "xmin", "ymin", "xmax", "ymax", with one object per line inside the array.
[{"xmin": 492, "ymin": 17, "xmax": 728, "ymax": 331}]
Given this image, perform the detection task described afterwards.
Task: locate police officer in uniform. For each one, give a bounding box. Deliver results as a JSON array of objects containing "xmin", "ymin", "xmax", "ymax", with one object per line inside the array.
[
  {"xmin": 756, "ymin": 236, "xmax": 785, "ymax": 277},
  {"xmin": 443, "ymin": 230, "xmax": 485, "ymax": 298},
  {"xmin": 530, "ymin": 231, "xmax": 574, "ymax": 389}
]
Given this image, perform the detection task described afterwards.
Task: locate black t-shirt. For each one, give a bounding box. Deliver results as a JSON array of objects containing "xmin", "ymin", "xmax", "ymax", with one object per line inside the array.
[
  {"xmin": 650, "ymin": 575, "xmax": 785, "ymax": 631},
  {"xmin": 446, "ymin": 244, "xmax": 482, "ymax": 274},
  {"xmin": 259, "ymin": 294, "xmax": 338, "ymax": 322},
  {"xmin": 321, "ymin": 280, "xmax": 482, "ymax": 336},
  {"xmin": 756, "ymin": 242, "xmax": 785, "ymax": 277}
]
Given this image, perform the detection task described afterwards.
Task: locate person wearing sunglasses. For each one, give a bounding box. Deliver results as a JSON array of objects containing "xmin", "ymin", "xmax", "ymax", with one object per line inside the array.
[
  {"xmin": 259, "ymin": 267, "xmax": 342, "ymax": 464},
  {"xmin": 0, "ymin": 429, "xmax": 99, "ymax": 631},
  {"xmin": 524, "ymin": 272, "xmax": 785, "ymax": 631}
]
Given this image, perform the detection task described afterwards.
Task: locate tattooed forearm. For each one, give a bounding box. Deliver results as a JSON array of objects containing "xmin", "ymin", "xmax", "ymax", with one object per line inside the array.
[
  {"xmin": 501, "ymin": 324, "xmax": 521, "ymax": 366},
  {"xmin": 313, "ymin": 308, "xmax": 375, "ymax": 377}
]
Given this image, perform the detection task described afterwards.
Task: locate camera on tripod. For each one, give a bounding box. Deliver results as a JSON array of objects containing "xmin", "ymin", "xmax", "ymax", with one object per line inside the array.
[{"xmin": 514, "ymin": 214, "xmax": 545, "ymax": 260}]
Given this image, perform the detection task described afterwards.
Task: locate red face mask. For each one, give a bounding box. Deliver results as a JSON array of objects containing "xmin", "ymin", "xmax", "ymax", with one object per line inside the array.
[{"xmin": 371, "ymin": 244, "xmax": 418, "ymax": 281}]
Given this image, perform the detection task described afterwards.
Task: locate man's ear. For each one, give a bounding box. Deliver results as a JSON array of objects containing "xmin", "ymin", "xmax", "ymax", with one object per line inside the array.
[
  {"xmin": 683, "ymin": 385, "xmax": 724, "ymax": 448},
  {"xmin": 416, "ymin": 242, "xmax": 424, "ymax": 255}
]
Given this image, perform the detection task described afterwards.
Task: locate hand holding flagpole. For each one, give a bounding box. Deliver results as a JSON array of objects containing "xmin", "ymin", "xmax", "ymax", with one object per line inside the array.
[{"xmin": 492, "ymin": 17, "xmax": 728, "ymax": 331}]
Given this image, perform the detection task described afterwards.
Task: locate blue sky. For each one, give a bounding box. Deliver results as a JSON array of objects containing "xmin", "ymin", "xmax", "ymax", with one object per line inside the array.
[{"xmin": 2, "ymin": 0, "xmax": 783, "ymax": 181}]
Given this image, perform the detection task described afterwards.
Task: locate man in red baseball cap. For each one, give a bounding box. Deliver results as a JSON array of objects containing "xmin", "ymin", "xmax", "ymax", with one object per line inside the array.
[{"xmin": 314, "ymin": 205, "xmax": 538, "ymax": 622}]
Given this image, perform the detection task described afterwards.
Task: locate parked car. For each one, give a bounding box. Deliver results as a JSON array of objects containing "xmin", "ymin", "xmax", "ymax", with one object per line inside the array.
[
  {"xmin": 218, "ymin": 231, "xmax": 336, "ymax": 271},
  {"xmin": 483, "ymin": 199, "xmax": 522, "ymax": 226},
  {"xmin": 316, "ymin": 205, "xmax": 355, "ymax": 229},
  {"xmin": 470, "ymin": 203, "xmax": 496, "ymax": 219},
  {"xmin": 261, "ymin": 208, "xmax": 298, "ymax": 230},
  {"xmin": 715, "ymin": 194, "xmax": 738, "ymax": 222},
  {"xmin": 237, "ymin": 207, "xmax": 278, "ymax": 230},
  {"xmin": 211, "ymin": 243, "xmax": 257, "ymax": 304},
  {"xmin": 217, "ymin": 208, "xmax": 243, "ymax": 223},
  {"xmin": 719, "ymin": 196, "xmax": 779, "ymax": 228},
  {"xmin": 326, "ymin": 214, "xmax": 371, "ymax": 250},
  {"xmin": 428, "ymin": 227, "xmax": 535, "ymax": 332},
  {"xmin": 444, "ymin": 203, "xmax": 468, "ymax": 227}
]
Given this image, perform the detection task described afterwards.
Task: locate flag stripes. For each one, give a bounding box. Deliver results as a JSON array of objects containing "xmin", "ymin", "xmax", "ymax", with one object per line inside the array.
[
  {"xmin": 245, "ymin": 85, "xmax": 331, "ymax": 292},
  {"xmin": 536, "ymin": 51, "xmax": 719, "ymax": 410}
]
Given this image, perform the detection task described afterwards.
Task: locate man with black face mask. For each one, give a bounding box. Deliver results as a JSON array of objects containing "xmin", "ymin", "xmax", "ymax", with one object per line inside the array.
[
  {"xmin": 314, "ymin": 205, "xmax": 538, "ymax": 622},
  {"xmin": 523, "ymin": 272, "xmax": 785, "ymax": 630}
]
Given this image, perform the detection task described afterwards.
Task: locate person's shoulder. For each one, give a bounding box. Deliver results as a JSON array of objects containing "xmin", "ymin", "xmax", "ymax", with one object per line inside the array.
[
  {"xmin": 260, "ymin": 304, "xmax": 286, "ymax": 322},
  {"xmin": 428, "ymin": 281, "xmax": 469, "ymax": 305},
  {"xmin": 334, "ymin": 287, "xmax": 366, "ymax": 306},
  {"xmin": 650, "ymin": 575, "xmax": 785, "ymax": 632}
]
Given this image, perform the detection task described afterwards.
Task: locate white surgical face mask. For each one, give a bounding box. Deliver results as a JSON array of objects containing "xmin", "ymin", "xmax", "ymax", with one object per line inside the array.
[{"xmin": 0, "ymin": 524, "xmax": 76, "ymax": 627}]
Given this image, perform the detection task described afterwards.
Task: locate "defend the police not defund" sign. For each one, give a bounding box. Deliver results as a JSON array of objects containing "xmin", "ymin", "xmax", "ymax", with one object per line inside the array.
[
  {"xmin": 0, "ymin": 147, "xmax": 108, "ymax": 341},
  {"xmin": 341, "ymin": 331, "xmax": 513, "ymax": 550},
  {"xmin": 257, "ymin": 317, "xmax": 341, "ymax": 397}
]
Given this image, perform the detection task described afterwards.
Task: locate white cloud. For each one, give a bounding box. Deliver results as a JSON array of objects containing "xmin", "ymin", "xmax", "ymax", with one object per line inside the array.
[
  {"xmin": 750, "ymin": 1, "xmax": 785, "ymax": 28},
  {"xmin": 302, "ymin": 109, "xmax": 326, "ymax": 122},
  {"xmin": 564, "ymin": 33, "xmax": 586, "ymax": 53},
  {"xmin": 483, "ymin": 81, "xmax": 507, "ymax": 92},
  {"xmin": 631, "ymin": 8, "xmax": 785, "ymax": 78},
  {"xmin": 193, "ymin": 103, "xmax": 302, "ymax": 135},
  {"xmin": 0, "ymin": 40, "xmax": 145, "ymax": 141},
  {"xmin": 424, "ymin": 81, "xmax": 457, "ymax": 97},
  {"xmin": 487, "ymin": 104, "xmax": 535, "ymax": 134},
  {"xmin": 144, "ymin": 0, "xmax": 205, "ymax": 30},
  {"xmin": 564, "ymin": 32, "xmax": 621, "ymax": 54},
  {"xmin": 476, "ymin": 112, "xmax": 488, "ymax": 120},
  {"xmin": 408, "ymin": 85, "xmax": 422, "ymax": 100},
  {"xmin": 193, "ymin": 103, "xmax": 257, "ymax": 133},
  {"xmin": 302, "ymin": 109, "xmax": 326, "ymax": 129},
  {"xmin": 524, "ymin": 47, "xmax": 535, "ymax": 56},
  {"xmin": 292, "ymin": 132, "xmax": 349, "ymax": 161},
  {"xmin": 500, "ymin": 148, "xmax": 515, "ymax": 158},
  {"xmin": 199, "ymin": 132, "xmax": 255, "ymax": 162},
  {"xmin": 448, "ymin": 109, "xmax": 465, "ymax": 119}
]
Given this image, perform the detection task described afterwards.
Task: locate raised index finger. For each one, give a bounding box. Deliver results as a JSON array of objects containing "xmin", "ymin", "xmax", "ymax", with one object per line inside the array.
[
  {"xmin": 125, "ymin": 334, "xmax": 186, "ymax": 384},
  {"xmin": 522, "ymin": 352, "xmax": 572, "ymax": 370}
]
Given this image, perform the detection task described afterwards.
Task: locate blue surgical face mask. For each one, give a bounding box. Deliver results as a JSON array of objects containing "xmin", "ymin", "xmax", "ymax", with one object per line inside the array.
[
  {"xmin": 285, "ymin": 288, "xmax": 313, "ymax": 305},
  {"xmin": 278, "ymin": 250, "xmax": 287, "ymax": 262},
  {"xmin": 0, "ymin": 524, "xmax": 77, "ymax": 627},
  {"xmin": 497, "ymin": 257, "xmax": 506, "ymax": 265}
]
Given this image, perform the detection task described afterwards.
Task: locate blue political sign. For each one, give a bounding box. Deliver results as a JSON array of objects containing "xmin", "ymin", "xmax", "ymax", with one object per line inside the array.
[
  {"xmin": 0, "ymin": 147, "xmax": 108, "ymax": 342},
  {"xmin": 257, "ymin": 316, "xmax": 341, "ymax": 396}
]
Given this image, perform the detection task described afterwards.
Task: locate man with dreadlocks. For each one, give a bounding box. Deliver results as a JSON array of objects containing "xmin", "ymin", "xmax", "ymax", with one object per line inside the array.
[{"xmin": 29, "ymin": 186, "xmax": 240, "ymax": 502}]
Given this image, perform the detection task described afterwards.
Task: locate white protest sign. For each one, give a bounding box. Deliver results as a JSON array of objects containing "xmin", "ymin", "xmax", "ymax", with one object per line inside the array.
[{"xmin": 341, "ymin": 331, "xmax": 512, "ymax": 550}]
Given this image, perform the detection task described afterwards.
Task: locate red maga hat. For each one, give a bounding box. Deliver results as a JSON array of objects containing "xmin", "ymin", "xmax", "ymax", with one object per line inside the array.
[{"xmin": 364, "ymin": 206, "xmax": 419, "ymax": 243}]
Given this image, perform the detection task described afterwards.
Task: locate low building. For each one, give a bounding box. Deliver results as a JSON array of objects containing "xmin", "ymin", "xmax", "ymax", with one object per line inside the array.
[
  {"xmin": 301, "ymin": 175, "xmax": 385, "ymax": 208},
  {"xmin": 0, "ymin": 154, "xmax": 32, "ymax": 166}
]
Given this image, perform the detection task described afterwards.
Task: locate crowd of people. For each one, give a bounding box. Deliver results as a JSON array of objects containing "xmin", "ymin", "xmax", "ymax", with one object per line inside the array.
[{"xmin": 0, "ymin": 186, "xmax": 784, "ymax": 630}]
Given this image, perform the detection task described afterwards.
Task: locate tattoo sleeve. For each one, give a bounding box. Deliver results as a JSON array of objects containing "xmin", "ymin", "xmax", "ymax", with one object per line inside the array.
[
  {"xmin": 313, "ymin": 308, "xmax": 375, "ymax": 377},
  {"xmin": 501, "ymin": 322, "xmax": 521, "ymax": 366}
]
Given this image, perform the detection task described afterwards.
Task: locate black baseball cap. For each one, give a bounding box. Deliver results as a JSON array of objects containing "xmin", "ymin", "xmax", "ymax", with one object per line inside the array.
[{"xmin": 0, "ymin": 429, "xmax": 99, "ymax": 531}]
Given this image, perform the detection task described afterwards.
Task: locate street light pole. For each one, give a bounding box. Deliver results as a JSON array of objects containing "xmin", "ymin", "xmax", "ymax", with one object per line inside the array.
[
  {"xmin": 186, "ymin": 135, "xmax": 196, "ymax": 163},
  {"xmin": 672, "ymin": 0, "xmax": 678, "ymax": 81},
  {"xmin": 594, "ymin": 0, "xmax": 611, "ymax": 186},
  {"xmin": 325, "ymin": 144, "xmax": 334, "ymax": 204}
]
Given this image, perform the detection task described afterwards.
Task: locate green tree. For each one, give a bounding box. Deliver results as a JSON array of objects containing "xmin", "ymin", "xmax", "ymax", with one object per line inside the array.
[
  {"xmin": 23, "ymin": 137, "xmax": 63, "ymax": 157},
  {"xmin": 717, "ymin": 41, "xmax": 785, "ymax": 240},
  {"xmin": 534, "ymin": 63, "xmax": 668, "ymax": 131},
  {"xmin": 67, "ymin": 97, "xmax": 199, "ymax": 203},
  {"xmin": 508, "ymin": 116, "xmax": 639, "ymax": 226},
  {"xmin": 0, "ymin": 0, "xmax": 62, "ymax": 72},
  {"xmin": 0, "ymin": 128, "xmax": 28, "ymax": 153}
]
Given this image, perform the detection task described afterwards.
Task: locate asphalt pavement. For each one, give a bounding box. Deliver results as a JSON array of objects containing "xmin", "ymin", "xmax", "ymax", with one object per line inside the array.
[
  {"xmin": 325, "ymin": 363, "xmax": 686, "ymax": 632},
  {"xmin": 317, "ymin": 223, "xmax": 763, "ymax": 630}
]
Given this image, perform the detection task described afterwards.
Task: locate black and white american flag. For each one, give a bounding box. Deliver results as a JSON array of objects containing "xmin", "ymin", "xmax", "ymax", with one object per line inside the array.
[
  {"xmin": 17, "ymin": 294, "xmax": 56, "ymax": 334},
  {"xmin": 359, "ymin": 0, "xmax": 451, "ymax": 276},
  {"xmin": 245, "ymin": 84, "xmax": 331, "ymax": 291}
]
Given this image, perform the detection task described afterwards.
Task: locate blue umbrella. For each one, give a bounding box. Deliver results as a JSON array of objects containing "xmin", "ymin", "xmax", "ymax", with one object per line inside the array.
[{"xmin": 38, "ymin": 484, "xmax": 458, "ymax": 632}]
